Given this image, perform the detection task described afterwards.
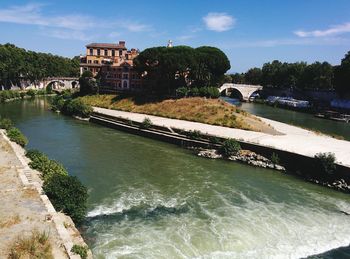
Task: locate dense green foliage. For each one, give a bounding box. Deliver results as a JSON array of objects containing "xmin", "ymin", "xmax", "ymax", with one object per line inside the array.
[
  {"xmin": 176, "ymin": 86, "xmax": 220, "ymax": 98},
  {"xmin": 140, "ymin": 117, "xmax": 153, "ymax": 129},
  {"xmin": 71, "ymin": 245, "xmax": 88, "ymax": 259},
  {"xmin": 219, "ymin": 139, "xmax": 241, "ymax": 157},
  {"xmin": 227, "ymin": 50, "xmax": 350, "ymax": 96},
  {"xmin": 0, "ymin": 89, "xmax": 53, "ymax": 103},
  {"xmin": 0, "ymin": 43, "xmax": 79, "ymax": 89},
  {"xmin": 314, "ymin": 152, "xmax": 337, "ymax": 177},
  {"xmin": 79, "ymin": 70, "xmax": 97, "ymax": 95},
  {"xmin": 26, "ymin": 149, "xmax": 68, "ymax": 181},
  {"xmin": 6, "ymin": 127, "xmax": 28, "ymax": 147},
  {"xmin": 0, "ymin": 117, "xmax": 13, "ymax": 130},
  {"xmin": 50, "ymin": 92, "xmax": 93, "ymax": 118},
  {"xmin": 26, "ymin": 149, "xmax": 88, "ymax": 224},
  {"xmin": 334, "ymin": 51, "xmax": 350, "ymax": 97},
  {"xmin": 134, "ymin": 45, "xmax": 230, "ymax": 95},
  {"xmin": 43, "ymin": 174, "xmax": 88, "ymax": 224}
]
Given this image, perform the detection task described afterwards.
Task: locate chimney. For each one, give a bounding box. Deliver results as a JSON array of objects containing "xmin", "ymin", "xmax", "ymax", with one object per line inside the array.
[{"xmin": 119, "ymin": 41, "xmax": 125, "ymax": 47}]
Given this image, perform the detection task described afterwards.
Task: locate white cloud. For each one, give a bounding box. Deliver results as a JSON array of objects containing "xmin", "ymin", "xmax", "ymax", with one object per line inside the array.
[
  {"xmin": 203, "ymin": 13, "xmax": 235, "ymax": 32},
  {"xmin": 120, "ymin": 21, "xmax": 152, "ymax": 32},
  {"xmin": 44, "ymin": 29, "xmax": 93, "ymax": 41},
  {"xmin": 220, "ymin": 37, "xmax": 350, "ymax": 49},
  {"xmin": 294, "ymin": 22, "xmax": 350, "ymax": 37}
]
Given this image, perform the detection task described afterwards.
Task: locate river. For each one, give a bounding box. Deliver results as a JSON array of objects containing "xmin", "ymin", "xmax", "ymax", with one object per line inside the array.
[
  {"xmin": 222, "ymin": 97, "xmax": 350, "ymax": 141},
  {"xmin": 1, "ymin": 98, "xmax": 350, "ymax": 259}
]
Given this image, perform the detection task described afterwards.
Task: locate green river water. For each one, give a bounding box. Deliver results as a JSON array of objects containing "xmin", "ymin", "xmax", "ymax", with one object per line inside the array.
[{"xmin": 1, "ymin": 98, "xmax": 350, "ymax": 259}]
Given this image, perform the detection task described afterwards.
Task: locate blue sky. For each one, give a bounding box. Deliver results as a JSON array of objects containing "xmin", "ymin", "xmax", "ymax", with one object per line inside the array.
[{"xmin": 0, "ymin": 0, "xmax": 350, "ymax": 72}]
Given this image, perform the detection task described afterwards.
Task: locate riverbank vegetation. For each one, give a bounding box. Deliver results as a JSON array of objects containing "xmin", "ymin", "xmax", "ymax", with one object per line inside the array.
[
  {"xmin": 81, "ymin": 94, "xmax": 278, "ymax": 133},
  {"xmin": 0, "ymin": 43, "xmax": 79, "ymax": 89},
  {"xmin": 8, "ymin": 230, "xmax": 52, "ymax": 259},
  {"xmin": 0, "ymin": 117, "xmax": 28, "ymax": 147},
  {"xmin": 0, "ymin": 88, "xmax": 53, "ymax": 103},
  {"xmin": 227, "ymin": 50, "xmax": 350, "ymax": 97},
  {"xmin": 26, "ymin": 149, "xmax": 88, "ymax": 223}
]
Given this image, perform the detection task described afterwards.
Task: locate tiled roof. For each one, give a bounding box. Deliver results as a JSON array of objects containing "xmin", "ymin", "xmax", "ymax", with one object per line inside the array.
[{"xmin": 86, "ymin": 43, "xmax": 126, "ymax": 49}]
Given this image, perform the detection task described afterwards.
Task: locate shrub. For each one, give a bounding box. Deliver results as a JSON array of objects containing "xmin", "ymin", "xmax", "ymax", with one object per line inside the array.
[
  {"xmin": 190, "ymin": 87, "xmax": 200, "ymax": 97},
  {"xmin": 140, "ymin": 117, "xmax": 152, "ymax": 129},
  {"xmin": 26, "ymin": 149, "xmax": 68, "ymax": 181},
  {"xmin": 7, "ymin": 127, "xmax": 28, "ymax": 147},
  {"xmin": 0, "ymin": 117, "xmax": 13, "ymax": 130},
  {"xmin": 50, "ymin": 95, "xmax": 66, "ymax": 111},
  {"xmin": 314, "ymin": 152, "xmax": 337, "ymax": 176},
  {"xmin": 62, "ymin": 98, "xmax": 93, "ymax": 118},
  {"xmin": 207, "ymin": 87, "xmax": 220, "ymax": 98},
  {"xmin": 209, "ymin": 135, "xmax": 221, "ymax": 144},
  {"xmin": 43, "ymin": 174, "xmax": 88, "ymax": 224},
  {"xmin": 271, "ymin": 152, "xmax": 280, "ymax": 164},
  {"xmin": 185, "ymin": 130, "xmax": 202, "ymax": 140},
  {"xmin": 176, "ymin": 87, "xmax": 189, "ymax": 98},
  {"xmin": 26, "ymin": 89, "xmax": 36, "ymax": 97},
  {"xmin": 219, "ymin": 139, "xmax": 241, "ymax": 157},
  {"xmin": 71, "ymin": 245, "xmax": 88, "ymax": 259},
  {"xmin": 20, "ymin": 92, "xmax": 26, "ymax": 99}
]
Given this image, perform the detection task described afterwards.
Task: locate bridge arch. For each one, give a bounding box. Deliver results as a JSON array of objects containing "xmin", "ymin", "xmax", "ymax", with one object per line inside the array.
[{"xmin": 219, "ymin": 83, "xmax": 263, "ymax": 101}]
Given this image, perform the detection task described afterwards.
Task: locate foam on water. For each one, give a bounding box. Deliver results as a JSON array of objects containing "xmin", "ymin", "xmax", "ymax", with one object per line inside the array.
[{"xmin": 85, "ymin": 187, "xmax": 350, "ymax": 259}]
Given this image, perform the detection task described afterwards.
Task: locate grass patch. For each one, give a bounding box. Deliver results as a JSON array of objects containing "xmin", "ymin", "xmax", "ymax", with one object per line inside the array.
[
  {"xmin": 80, "ymin": 95, "xmax": 274, "ymax": 132},
  {"xmin": 8, "ymin": 230, "xmax": 52, "ymax": 259},
  {"xmin": 0, "ymin": 214, "xmax": 20, "ymax": 228}
]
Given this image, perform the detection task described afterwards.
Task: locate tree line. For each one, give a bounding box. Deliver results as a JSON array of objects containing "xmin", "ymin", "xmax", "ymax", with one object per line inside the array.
[
  {"xmin": 226, "ymin": 51, "xmax": 350, "ymax": 97},
  {"xmin": 0, "ymin": 43, "xmax": 80, "ymax": 89},
  {"xmin": 134, "ymin": 45, "xmax": 231, "ymax": 95}
]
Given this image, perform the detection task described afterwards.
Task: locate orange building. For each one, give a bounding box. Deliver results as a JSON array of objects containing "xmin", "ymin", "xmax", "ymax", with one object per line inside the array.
[{"xmin": 80, "ymin": 41, "xmax": 142, "ymax": 92}]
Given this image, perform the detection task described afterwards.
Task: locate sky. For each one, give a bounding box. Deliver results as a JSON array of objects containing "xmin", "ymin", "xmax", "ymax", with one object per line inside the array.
[{"xmin": 0, "ymin": 0, "xmax": 350, "ymax": 72}]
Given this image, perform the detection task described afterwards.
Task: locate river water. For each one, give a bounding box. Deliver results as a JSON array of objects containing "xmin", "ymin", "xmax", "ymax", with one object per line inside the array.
[
  {"xmin": 222, "ymin": 97, "xmax": 350, "ymax": 141},
  {"xmin": 1, "ymin": 98, "xmax": 350, "ymax": 259}
]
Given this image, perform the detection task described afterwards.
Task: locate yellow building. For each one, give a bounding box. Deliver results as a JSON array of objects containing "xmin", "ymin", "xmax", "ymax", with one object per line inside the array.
[{"xmin": 80, "ymin": 41, "xmax": 142, "ymax": 91}]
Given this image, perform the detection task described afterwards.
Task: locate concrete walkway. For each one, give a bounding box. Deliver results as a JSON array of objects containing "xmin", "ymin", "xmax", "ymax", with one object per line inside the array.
[{"xmin": 93, "ymin": 107, "xmax": 350, "ymax": 168}]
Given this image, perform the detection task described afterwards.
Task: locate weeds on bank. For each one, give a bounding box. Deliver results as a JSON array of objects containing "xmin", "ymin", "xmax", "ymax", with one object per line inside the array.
[
  {"xmin": 8, "ymin": 230, "xmax": 52, "ymax": 259},
  {"xmin": 0, "ymin": 214, "xmax": 20, "ymax": 228}
]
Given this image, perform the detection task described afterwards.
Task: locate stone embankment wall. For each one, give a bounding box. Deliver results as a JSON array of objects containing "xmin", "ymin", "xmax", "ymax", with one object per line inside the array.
[{"xmin": 0, "ymin": 130, "xmax": 92, "ymax": 258}]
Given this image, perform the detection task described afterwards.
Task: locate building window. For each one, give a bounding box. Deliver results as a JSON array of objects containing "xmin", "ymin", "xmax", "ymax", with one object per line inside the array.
[
  {"xmin": 112, "ymin": 50, "xmax": 115, "ymax": 56},
  {"xmin": 88, "ymin": 60, "xmax": 92, "ymax": 64},
  {"xmin": 93, "ymin": 60, "xmax": 98, "ymax": 64},
  {"xmin": 125, "ymin": 54, "xmax": 129, "ymax": 60},
  {"xmin": 123, "ymin": 81, "xmax": 128, "ymax": 88},
  {"xmin": 97, "ymin": 49, "xmax": 101, "ymax": 56},
  {"xmin": 104, "ymin": 49, "xmax": 108, "ymax": 56},
  {"xmin": 123, "ymin": 74, "xmax": 128, "ymax": 79},
  {"xmin": 89, "ymin": 48, "xmax": 93, "ymax": 55},
  {"xmin": 119, "ymin": 50, "xmax": 123, "ymax": 56}
]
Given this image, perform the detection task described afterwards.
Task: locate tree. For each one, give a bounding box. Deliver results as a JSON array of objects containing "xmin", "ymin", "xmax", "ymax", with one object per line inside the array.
[
  {"xmin": 334, "ymin": 51, "xmax": 350, "ymax": 97},
  {"xmin": 79, "ymin": 70, "xmax": 97, "ymax": 95},
  {"xmin": 244, "ymin": 68, "xmax": 262, "ymax": 85}
]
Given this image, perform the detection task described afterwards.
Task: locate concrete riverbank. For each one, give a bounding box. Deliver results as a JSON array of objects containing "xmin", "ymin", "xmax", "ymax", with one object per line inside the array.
[
  {"xmin": 0, "ymin": 130, "xmax": 90, "ymax": 258},
  {"xmin": 93, "ymin": 107, "xmax": 350, "ymax": 168}
]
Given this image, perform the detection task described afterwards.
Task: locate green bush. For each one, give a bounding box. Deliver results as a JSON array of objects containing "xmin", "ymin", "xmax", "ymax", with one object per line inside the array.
[
  {"xmin": 26, "ymin": 89, "xmax": 36, "ymax": 97},
  {"xmin": 176, "ymin": 87, "xmax": 189, "ymax": 98},
  {"xmin": 219, "ymin": 139, "xmax": 241, "ymax": 157},
  {"xmin": 6, "ymin": 127, "xmax": 28, "ymax": 147},
  {"xmin": 190, "ymin": 87, "xmax": 200, "ymax": 97},
  {"xmin": 26, "ymin": 149, "xmax": 68, "ymax": 181},
  {"xmin": 271, "ymin": 152, "xmax": 280, "ymax": 164},
  {"xmin": 196, "ymin": 87, "xmax": 220, "ymax": 98},
  {"xmin": 0, "ymin": 90, "xmax": 22, "ymax": 102},
  {"xmin": 71, "ymin": 244, "xmax": 88, "ymax": 259},
  {"xmin": 20, "ymin": 92, "xmax": 26, "ymax": 99},
  {"xmin": 0, "ymin": 117, "xmax": 13, "ymax": 130},
  {"xmin": 209, "ymin": 135, "xmax": 221, "ymax": 144},
  {"xmin": 184, "ymin": 130, "xmax": 202, "ymax": 140},
  {"xmin": 50, "ymin": 95, "xmax": 66, "ymax": 111},
  {"xmin": 314, "ymin": 152, "xmax": 337, "ymax": 176},
  {"xmin": 43, "ymin": 174, "xmax": 88, "ymax": 224},
  {"xmin": 62, "ymin": 98, "xmax": 93, "ymax": 118},
  {"xmin": 140, "ymin": 117, "xmax": 152, "ymax": 129}
]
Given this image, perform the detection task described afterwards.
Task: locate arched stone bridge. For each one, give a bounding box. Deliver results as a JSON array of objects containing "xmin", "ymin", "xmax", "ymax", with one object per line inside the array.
[
  {"xmin": 219, "ymin": 83, "xmax": 263, "ymax": 101},
  {"xmin": 23, "ymin": 77, "xmax": 79, "ymax": 91},
  {"xmin": 42, "ymin": 77, "xmax": 79, "ymax": 90}
]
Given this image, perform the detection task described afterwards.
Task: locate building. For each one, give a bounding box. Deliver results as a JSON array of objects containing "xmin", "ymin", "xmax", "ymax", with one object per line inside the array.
[{"xmin": 80, "ymin": 41, "xmax": 142, "ymax": 92}]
